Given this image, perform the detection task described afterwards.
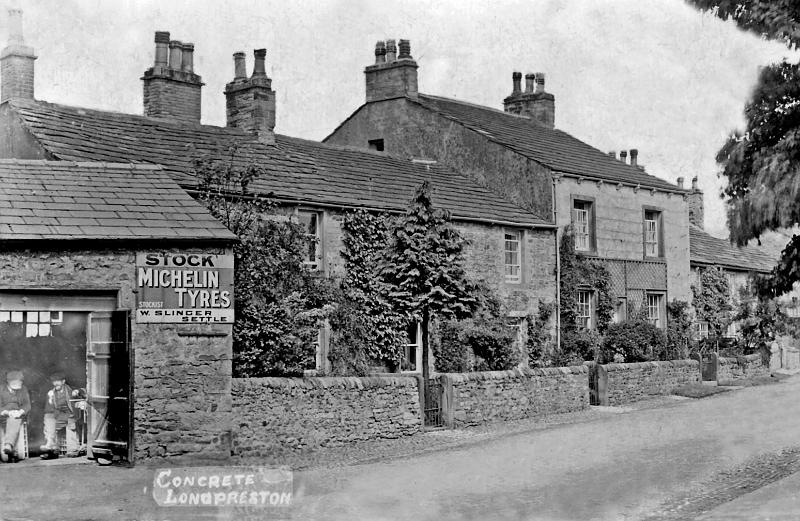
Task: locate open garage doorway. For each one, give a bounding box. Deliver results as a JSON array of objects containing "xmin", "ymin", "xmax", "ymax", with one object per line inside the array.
[{"xmin": 0, "ymin": 292, "xmax": 131, "ymax": 464}]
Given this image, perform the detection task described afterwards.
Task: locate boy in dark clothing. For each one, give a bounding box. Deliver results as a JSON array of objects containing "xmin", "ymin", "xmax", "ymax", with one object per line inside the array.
[
  {"xmin": 40, "ymin": 372, "xmax": 81, "ymax": 457},
  {"xmin": 0, "ymin": 370, "xmax": 31, "ymax": 458}
]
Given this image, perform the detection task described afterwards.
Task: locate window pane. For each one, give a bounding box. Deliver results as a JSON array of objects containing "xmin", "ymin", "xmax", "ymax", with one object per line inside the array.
[{"xmin": 504, "ymin": 230, "xmax": 521, "ymax": 282}]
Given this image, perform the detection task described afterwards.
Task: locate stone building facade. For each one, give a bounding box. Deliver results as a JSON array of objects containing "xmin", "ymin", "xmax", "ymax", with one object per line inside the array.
[
  {"xmin": 0, "ymin": 161, "xmax": 236, "ymax": 463},
  {"xmin": 0, "ymin": 24, "xmax": 558, "ymax": 376},
  {"xmin": 326, "ymin": 39, "xmax": 692, "ymax": 328}
]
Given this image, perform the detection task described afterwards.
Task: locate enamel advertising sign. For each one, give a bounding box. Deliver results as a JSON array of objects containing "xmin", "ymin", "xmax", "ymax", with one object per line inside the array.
[{"xmin": 136, "ymin": 253, "xmax": 234, "ymax": 324}]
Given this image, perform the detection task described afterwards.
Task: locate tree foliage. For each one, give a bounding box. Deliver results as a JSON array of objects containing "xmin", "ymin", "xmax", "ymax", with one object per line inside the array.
[
  {"xmin": 195, "ymin": 149, "xmax": 335, "ymax": 377},
  {"xmin": 332, "ymin": 210, "xmax": 407, "ymax": 367},
  {"xmin": 377, "ymin": 182, "xmax": 479, "ymax": 378},
  {"xmin": 687, "ymin": 1, "xmax": 800, "ymax": 296},
  {"xmin": 691, "ymin": 267, "xmax": 734, "ymax": 340}
]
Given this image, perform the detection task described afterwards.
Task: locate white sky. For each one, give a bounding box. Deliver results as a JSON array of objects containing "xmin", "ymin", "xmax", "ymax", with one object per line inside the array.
[{"xmin": 2, "ymin": 0, "xmax": 793, "ymax": 238}]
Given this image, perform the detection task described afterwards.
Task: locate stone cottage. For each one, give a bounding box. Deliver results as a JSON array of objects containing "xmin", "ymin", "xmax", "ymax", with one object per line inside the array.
[
  {"xmin": 683, "ymin": 178, "xmax": 776, "ymax": 339},
  {"xmin": 0, "ymin": 159, "xmax": 236, "ymax": 462},
  {"xmin": 325, "ymin": 39, "xmax": 694, "ymax": 330},
  {"xmin": 0, "ymin": 21, "xmax": 557, "ymax": 374}
]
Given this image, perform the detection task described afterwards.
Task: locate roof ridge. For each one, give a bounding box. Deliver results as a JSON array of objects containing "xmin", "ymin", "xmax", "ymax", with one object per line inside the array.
[
  {"xmin": 0, "ymin": 158, "xmax": 163, "ymax": 170},
  {"xmin": 418, "ymin": 93, "xmax": 533, "ymax": 120}
]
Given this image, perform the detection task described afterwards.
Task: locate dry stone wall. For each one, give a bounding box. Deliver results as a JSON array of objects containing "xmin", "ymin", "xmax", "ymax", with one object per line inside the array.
[
  {"xmin": 440, "ymin": 367, "xmax": 588, "ymax": 427},
  {"xmin": 718, "ymin": 354, "xmax": 770, "ymax": 382},
  {"xmin": 603, "ymin": 360, "xmax": 699, "ymax": 405},
  {"xmin": 231, "ymin": 376, "xmax": 421, "ymax": 458}
]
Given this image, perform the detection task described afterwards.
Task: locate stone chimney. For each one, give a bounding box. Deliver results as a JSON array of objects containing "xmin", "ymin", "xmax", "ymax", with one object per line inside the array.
[
  {"xmin": 676, "ymin": 177, "xmax": 684, "ymax": 189},
  {"xmin": 619, "ymin": 150, "xmax": 628, "ymax": 163},
  {"xmin": 630, "ymin": 149, "xmax": 638, "ymax": 166},
  {"xmin": 1, "ymin": 9, "xmax": 37, "ymax": 103},
  {"xmin": 688, "ymin": 176, "xmax": 704, "ymax": 228},
  {"xmin": 365, "ymin": 38, "xmax": 418, "ymax": 102},
  {"xmin": 141, "ymin": 31, "xmax": 204, "ymax": 123},
  {"xmin": 503, "ymin": 72, "xmax": 555, "ymax": 128},
  {"xmin": 225, "ymin": 48, "xmax": 276, "ymax": 144}
]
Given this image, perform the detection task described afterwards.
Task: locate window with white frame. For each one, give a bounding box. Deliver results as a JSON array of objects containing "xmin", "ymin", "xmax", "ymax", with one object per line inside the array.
[
  {"xmin": 646, "ymin": 293, "xmax": 665, "ymax": 328},
  {"xmin": 296, "ymin": 210, "xmax": 322, "ymax": 270},
  {"xmin": 644, "ymin": 210, "xmax": 662, "ymax": 258},
  {"xmin": 402, "ymin": 322, "xmax": 422, "ymax": 372},
  {"xmin": 695, "ymin": 321, "xmax": 709, "ymax": 340},
  {"xmin": 572, "ymin": 200, "xmax": 593, "ymax": 252},
  {"xmin": 576, "ymin": 290, "xmax": 593, "ymax": 329},
  {"xmin": 504, "ymin": 230, "xmax": 522, "ymax": 283}
]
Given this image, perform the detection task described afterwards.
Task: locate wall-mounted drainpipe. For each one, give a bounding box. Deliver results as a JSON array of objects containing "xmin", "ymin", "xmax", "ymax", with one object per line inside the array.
[{"xmin": 552, "ymin": 175, "xmax": 561, "ymax": 352}]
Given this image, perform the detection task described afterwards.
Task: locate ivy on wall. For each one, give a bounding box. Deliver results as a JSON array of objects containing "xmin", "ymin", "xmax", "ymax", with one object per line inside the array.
[
  {"xmin": 332, "ymin": 209, "xmax": 408, "ymax": 368},
  {"xmin": 691, "ymin": 266, "xmax": 734, "ymax": 340},
  {"xmin": 558, "ymin": 226, "xmax": 614, "ymax": 361}
]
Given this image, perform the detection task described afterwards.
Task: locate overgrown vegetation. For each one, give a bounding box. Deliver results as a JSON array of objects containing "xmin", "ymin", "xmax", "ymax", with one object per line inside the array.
[
  {"xmin": 557, "ymin": 227, "xmax": 613, "ymax": 363},
  {"xmin": 195, "ymin": 149, "xmax": 335, "ymax": 377},
  {"xmin": 526, "ymin": 302, "xmax": 555, "ymax": 368},
  {"xmin": 692, "ymin": 267, "xmax": 734, "ymax": 343}
]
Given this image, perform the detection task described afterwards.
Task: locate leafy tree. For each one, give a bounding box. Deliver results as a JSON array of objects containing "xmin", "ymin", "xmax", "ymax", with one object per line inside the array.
[
  {"xmin": 665, "ymin": 300, "xmax": 695, "ymax": 360},
  {"xmin": 195, "ymin": 149, "xmax": 335, "ymax": 377},
  {"xmin": 376, "ymin": 182, "xmax": 479, "ymax": 383},
  {"xmin": 691, "ymin": 267, "xmax": 734, "ymax": 342},
  {"xmin": 687, "ymin": 1, "xmax": 800, "ymax": 296}
]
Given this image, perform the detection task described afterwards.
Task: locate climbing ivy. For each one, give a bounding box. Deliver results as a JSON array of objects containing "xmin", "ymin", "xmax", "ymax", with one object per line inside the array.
[
  {"xmin": 332, "ymin": 209, "xmax": 408, "ymax": 366},
  {"xmin": 691, "ymin": 266, "xmax": 734, "ymax": 341},
  {"xmin": 558, "ymin": 226, "xmax": 614, "ymax": 361}
]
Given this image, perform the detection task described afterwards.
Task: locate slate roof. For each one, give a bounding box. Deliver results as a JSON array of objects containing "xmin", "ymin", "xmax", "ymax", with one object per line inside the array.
[
  {"xmin": 689, "ymin": 224, "xmax": 776, "ymax": 273},
  {"xmin": 0, "ymin": 160, "xmax": 236, "ymax": 241},
  {"xmin": 5, "ymin": 98, "xmax": 547, "ymax": 227},
  {"xmin": 402, "ymin": 94, "xmax": 684, "ymax": 193}
]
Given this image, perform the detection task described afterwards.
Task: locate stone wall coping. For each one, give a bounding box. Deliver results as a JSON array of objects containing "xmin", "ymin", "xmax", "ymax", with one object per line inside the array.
[
  {"xmin": 602, "ymin": 359, "xmax": 699, "ymax": 372},
  {"xmin": 232, "ymin": 376, "xmax": 416, "ymax": 390},
  {"xmin": 440, "ymin": 365, "xmax": 587, "ymax": 383},
  {"xmin": 719, "ymin": 354, "xmax": 762, "ymax": 365}
]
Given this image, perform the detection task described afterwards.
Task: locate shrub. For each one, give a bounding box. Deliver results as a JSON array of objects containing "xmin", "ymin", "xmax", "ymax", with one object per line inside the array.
[
  {"xmin": 527, "ymin": 302, "xmax": 555, "ymax": 368},
  {"xmin": 465, "ymin": 321, "xmax": 520, "ymax": 371},
  {"xmin": 664, "ymin": 299, "xmax": 694, "ymax": 360},
  {"xmin": 432, "ymin": 320, "xmax": 472, "ymax": 373},
  {"xmin": 326, "ymin": 298, "xmax": 373, "ymax": 376},
  {"xmin": 558, "ymin": 328, "xmax": 602, "ymax": 365},
  {"xmin": 601, "ymin": 320, "xmax": 667, "ymax": 363}
]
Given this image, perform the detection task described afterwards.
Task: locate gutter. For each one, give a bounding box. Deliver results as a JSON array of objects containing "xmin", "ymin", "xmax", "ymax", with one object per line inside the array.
[{"xmin": 182, "ymin": 187, "xmax": 558, "ymax": 230}]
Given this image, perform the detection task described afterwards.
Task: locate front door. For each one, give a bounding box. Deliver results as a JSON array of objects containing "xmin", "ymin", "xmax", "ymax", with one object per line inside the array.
[{"xmin": 86, "ymin": 311, "xmax": 131, "ymax": 461}]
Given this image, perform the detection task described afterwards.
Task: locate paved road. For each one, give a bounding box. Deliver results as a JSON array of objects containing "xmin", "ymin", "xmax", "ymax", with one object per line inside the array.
[
  {"xmin": 1, "ymin": 377, "xmax": 799, "ymax": 521},
  {"xmin": 292, "ymin": 377, "xmax": 800, "ymax": 520}
]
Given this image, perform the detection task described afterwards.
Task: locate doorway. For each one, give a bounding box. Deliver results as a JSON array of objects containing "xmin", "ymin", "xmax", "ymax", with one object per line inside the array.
[{"xmin": 0, "ymin": 294, "xmax": 131, "ymax": 463}]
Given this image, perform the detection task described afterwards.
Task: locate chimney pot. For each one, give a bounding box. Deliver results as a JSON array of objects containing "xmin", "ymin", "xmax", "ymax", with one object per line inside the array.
[
  {"xmin": 619, "ymin": 150, "xmax": 628, "ymax": 163},
  {"xmin": 608, "ymin": 151, "xmax": 616, "ymax": 159},
  {"xmin": 252, "ymin": 48, "xmax": 267, "ymax": 78},
  {"xmin": 7, "ymin": 9, "xmax": 24, "ymax": 45},
  {"xmin": 630, "ymin": 148, "xmax": 638, "ymax": 166},
  {"xmin": 180, "ymin": 42, "xmax": 194, "ymax": 73},
  {"xmin": 385, "ymin": 39, "xmax": 397, "ymax": 62},
  {"xmin": 691, "ymin": 176, "xmax": 699, "ymax": 190},
  {"xmin": 524, "ymin": 73, "xmax": 535, "ymax": 93},
  {"xmin": 233, "ymin": 52, "xmax": 246, "ymax": 80},
  {"xmin": 374, "ymin": 41, "xmax": 386, "ymax": 64},
  {"xmin": 676, "ymin": 177, "xmax": 684, "ymax": 188},
  {"xmin": 168, "ymin": 40, "xmax": 182, "ymax": 69},
  {"xmin": 512, "ymin": 72, "xmax": 522, "ymax": 94},
  {"xmin": 398, "ymin": 39, "xmax": 412, "ymax": 59},
  {"xmin": 535, "ymin": 72, "xmax": 546, "ymax": 93},
  {"xmin": 153, "ymin": 31, "xmax": 170, "ymax": 67}
]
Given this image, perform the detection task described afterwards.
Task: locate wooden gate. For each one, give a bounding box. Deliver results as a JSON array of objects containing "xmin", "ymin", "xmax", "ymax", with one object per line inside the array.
[
  {"xmin": 423, "ymin": 376, "xmax": 443, "ymax": 427},
  {"xmin": 588, "ymin": 363, "xmax": 608, "ymax": 406},
  {"xmin": 691, "ymin": 352, "xmax": 717, "ymax": 381}
]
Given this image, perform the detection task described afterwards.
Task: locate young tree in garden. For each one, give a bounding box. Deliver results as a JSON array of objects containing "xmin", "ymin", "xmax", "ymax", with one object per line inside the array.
[
  {"xmin": 687, "ymin": 2, "xmax": 800, "ymax": 297},
  {"xmin": 692, "ymin": 267, "xmax": 734, "ymax": 343},
  {"xmin": 377, "ymin": 182, "xmax": 479, "ymax": 383},
  {"xmin": 195, "ymin": 147, "xmax": 335, "ymax": 377}
]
